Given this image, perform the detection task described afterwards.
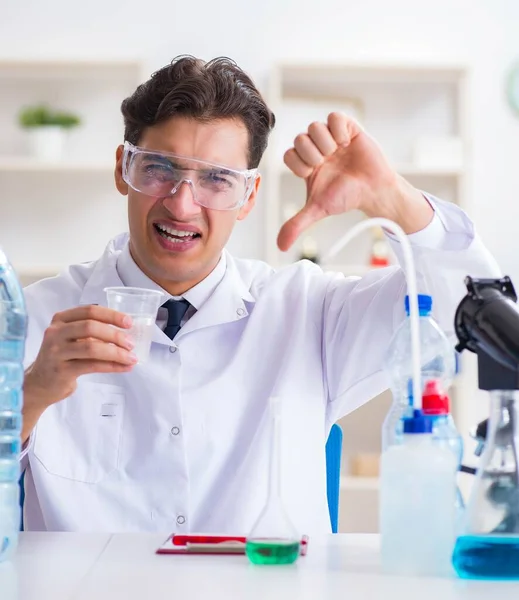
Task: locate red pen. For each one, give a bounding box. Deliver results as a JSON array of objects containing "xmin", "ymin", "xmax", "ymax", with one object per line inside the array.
[{"xmin": 172, "ymin": 534, "xmax": 246, "ymax": 546}]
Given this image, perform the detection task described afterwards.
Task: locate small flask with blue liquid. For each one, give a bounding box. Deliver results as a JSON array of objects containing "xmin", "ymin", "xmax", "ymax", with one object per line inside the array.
[{"xmin": 452, "ymin": 390, "xmax": 519, "ymax": 579}]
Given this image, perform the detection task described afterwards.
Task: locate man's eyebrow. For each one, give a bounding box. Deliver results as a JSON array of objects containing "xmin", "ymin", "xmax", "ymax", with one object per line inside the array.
[
  {"xmin": 143, "ymin": 153, "xmax": 175, "ymax": 165},
  {"xmin": 142, "ymin": 152, "xmax": 241, "ymax": 178},
  {"xmin": 199, "ymin": 166, "xmax": 240, "ymax": 180},
  {"xmin": 142, "ymin": 154, "xmax": 193, "ymax": 172}
]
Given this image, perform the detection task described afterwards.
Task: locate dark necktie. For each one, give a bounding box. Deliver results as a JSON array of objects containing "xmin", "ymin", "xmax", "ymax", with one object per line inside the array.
[{"xmin": 162, "ymin": 299, "xmax": 191, "ymax": 340}]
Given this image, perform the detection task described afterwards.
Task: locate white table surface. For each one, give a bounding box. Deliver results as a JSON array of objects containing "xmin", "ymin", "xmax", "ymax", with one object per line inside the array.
[
  {"xmin": 1, "ymin": 532, "xmax": 111, "ymax": 600},
  {"xmin": 2, "ymin": 533, "xmax": 519, "ymax": 599}
]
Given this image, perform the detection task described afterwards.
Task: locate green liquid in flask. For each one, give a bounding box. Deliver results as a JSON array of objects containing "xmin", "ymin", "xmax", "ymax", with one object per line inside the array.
[
  {"xmin": 245, "ymin": 538, "xmax": 300, "ymax": 565},
  {"xmin": 246, "ymin": 397, "xmax": 301, "ymax": 566}
]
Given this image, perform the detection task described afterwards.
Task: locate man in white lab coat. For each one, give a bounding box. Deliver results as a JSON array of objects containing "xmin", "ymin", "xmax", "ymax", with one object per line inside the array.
[{"xmin": 21, "ymin": 56, "xmax": 499, "ymax": 534}]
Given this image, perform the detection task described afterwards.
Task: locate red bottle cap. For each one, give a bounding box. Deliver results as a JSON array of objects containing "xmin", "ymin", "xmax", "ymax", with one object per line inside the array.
[{"xmin": 421, "ymin": 379, "xmax": 450, "ymax": 415}]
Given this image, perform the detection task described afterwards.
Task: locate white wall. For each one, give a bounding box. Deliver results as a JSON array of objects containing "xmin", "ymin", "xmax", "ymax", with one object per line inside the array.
[{"xmin": 1, "ymin": 0, "xmax": 518, "ymax": 276}]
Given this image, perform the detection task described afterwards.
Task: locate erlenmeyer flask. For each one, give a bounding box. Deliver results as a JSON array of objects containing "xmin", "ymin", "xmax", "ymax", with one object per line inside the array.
[
  {"xmin": 245, "ymin": 396, "xmax": 300, "ymax": 565},
  {"xmin": 453, "ymin": 391, "xmax": 519, "ymax": 579}
]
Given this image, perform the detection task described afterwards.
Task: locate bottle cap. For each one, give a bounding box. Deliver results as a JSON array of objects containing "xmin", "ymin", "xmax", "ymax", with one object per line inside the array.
[
  {"xmin": 422, "ymin": 379, "xmax": 450, "ymax": 415},
  {"xmin": 405, "ymin": 294, "xmax": 432, "ymax": 316},
  {"xmin": 403, "ymin": 409, "xmax": 433, "ymax": 434}
]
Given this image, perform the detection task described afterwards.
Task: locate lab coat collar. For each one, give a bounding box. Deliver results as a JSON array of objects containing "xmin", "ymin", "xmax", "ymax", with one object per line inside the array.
[
  {"xmin": 79, "ymin": 233, "xmax": 255, "ymax": 345},
  {"xmin": 175, "ymin": 252, "xmax": 255, "ymax": 341},
  {"xmin": 116, "ymin": 240, "xmax": 228, "ymax": 311}
]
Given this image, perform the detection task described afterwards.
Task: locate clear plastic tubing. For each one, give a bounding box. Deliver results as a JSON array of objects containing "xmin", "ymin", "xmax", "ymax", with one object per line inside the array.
[{"xmin": 323, "ymin": 218, "xmax": 422, "ymax": 409}]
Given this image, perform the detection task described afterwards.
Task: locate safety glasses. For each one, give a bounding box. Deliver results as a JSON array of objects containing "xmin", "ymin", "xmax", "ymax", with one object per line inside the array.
[{"xmin": 122, "ymin": 142, "xmax": 258, "ymax": 211}]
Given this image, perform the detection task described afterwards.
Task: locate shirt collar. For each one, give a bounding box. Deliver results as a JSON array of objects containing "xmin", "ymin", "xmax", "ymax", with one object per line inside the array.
[{"xmin": 116, "ymin": 240, "xmax": 227, "ymax": 310}]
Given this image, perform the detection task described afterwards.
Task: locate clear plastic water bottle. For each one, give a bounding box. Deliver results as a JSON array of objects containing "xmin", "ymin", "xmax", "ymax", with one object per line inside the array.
[
  {"xmin": 382, "ymin": 294, "xmax": 456, "ymax": 451},
  {"xmin": 381, "ymin": 409, "xmax": 458, "ymax": 576},
  {"xmin": 422, "ymin": 380, "xmax": 463, "ymax": 464},
  {"xmin": 421, "ymin": 379, "xmax": 464, "ymax": 516},
  {"xmin": 0, "ymin": 247, "xmax": 27, "ymax": 562}
]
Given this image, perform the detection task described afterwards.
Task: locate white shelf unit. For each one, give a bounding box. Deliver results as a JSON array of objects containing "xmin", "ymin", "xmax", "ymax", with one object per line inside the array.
[
  {"xmin": 340, "ymin": 476, "xmax": 380, "ymax": 491},
  {"xmin": 262, "ymin": 61, "xmax": 471, "ymax": 532},
  {"xmin": 0, "ymin": 59, "xmax": 143, "ymax": 80},
  {"xmin": 14, "ymin": 265, "xmax": 64, "ymax": 287},
  {"xmin": 263, "ymin": 61, "xmax": 469, "ymax": 267},
  {"xmin": 0, "ymin": 159, "xmax": 114, "ymax": 172},
  {"xmin": 0, "ymin": 58, "xmax": 143, "ymax": 281}
]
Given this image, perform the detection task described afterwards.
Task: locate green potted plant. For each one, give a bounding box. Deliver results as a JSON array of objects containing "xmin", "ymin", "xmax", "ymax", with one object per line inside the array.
[{"xmin": 18, "ymin": 104, "xmax": 81, "ymax": 161}]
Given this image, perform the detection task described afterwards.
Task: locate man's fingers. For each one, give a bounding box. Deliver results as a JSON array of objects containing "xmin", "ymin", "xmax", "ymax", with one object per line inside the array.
[
  {"xmin": 65, "ymin": 339, "xmax": 137, "ymax": 365},
  {"xmin": 284, "ymin": 148, "xmax": 313, "ymax": 178},
  {"xmin": 327, "ymin": 112, "xmax": 361, "ymax": 146},
  {"xmin": 307, "ymin": 122, "xmax": 337, "ymax": 157},
  {"xmin": 52, "ymin": 305, "xmax": 132, "ymax": 329},
  {"xmin": 293, "ymin": 133, "xmax": 324, "ymax": 168},
  {"xmin": 64, "ymin": 320, "xmax": 134, "ymax": 350},
  {"xmin": 277, "ymin": 205, "xmax": 322, "ymax": 252},
  {"xmin": 68, "ymin": 359, "xmax": 136, "ymax": 376}
]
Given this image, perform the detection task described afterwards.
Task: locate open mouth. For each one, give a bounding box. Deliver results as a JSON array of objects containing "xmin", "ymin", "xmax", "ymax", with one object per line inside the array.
[{"xmin": 153, "ymin": 223, "xmax": 202, "ymax": 243}]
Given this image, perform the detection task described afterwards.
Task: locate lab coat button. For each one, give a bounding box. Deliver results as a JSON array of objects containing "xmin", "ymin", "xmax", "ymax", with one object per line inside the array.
[
  {"xmin": 169, "ymin": 345, "xmax": 177, "ymax": 353},
  {"xmin": 177, "ymin": 515, "xmax": 186, "ymax": 525},
  {"xmin": 236, "ymin": 307, "xmax": 245, "ymax": 317},
  {"xmin": 171, "ymin": 426, "xmax": 180, "ymax": 436}
]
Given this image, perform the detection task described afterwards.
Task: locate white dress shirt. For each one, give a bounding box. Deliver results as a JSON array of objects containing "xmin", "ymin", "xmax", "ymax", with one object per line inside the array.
[{"xmin": 21, "ymin": 197, "xmax": 501, "ymax": 534}]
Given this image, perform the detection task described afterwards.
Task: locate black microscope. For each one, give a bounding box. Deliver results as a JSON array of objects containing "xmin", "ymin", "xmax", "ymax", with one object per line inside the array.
[{"xmin": 455, "ymin": 276, "xmax": 519, "ymax": 535}]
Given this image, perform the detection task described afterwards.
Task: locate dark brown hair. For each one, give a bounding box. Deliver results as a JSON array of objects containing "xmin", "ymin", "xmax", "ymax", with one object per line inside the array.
[{"xmin": 121, "ymin": 55, "xmax": 276, "ymax": 168}]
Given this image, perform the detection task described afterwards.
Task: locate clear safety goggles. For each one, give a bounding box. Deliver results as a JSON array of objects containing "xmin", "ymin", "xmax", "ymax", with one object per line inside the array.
[{"xmin": 122, "ymin": 141, "xmax": 258, "ymax": 211}]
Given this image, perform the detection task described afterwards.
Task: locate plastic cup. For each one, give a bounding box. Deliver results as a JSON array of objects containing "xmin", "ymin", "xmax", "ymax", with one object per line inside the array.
[{"xmin": 104, "ymin": 286, "xmax": 164, "ymax": 363}]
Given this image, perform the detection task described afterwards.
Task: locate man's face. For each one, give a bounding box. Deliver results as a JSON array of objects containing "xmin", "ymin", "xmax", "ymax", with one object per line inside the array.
[{"xmin": 115, "ymin": 116, "xmax": 259, "ymax": 294}]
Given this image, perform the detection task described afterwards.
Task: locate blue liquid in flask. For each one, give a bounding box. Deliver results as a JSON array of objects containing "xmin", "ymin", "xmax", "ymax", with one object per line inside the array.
[{"xmin": 452, "ymin": 535, "xmax": 519, "ymax": 579}]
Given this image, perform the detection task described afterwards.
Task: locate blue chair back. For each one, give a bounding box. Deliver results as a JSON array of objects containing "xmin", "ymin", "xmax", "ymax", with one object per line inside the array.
[{"xmin": 325, "ymin": 423, "xmax": 343, "ymax": 533}]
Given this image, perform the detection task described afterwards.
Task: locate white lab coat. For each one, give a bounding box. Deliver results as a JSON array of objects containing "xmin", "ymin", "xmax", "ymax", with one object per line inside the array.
[{"xmin": 22, "ymin": 198, "xmax": 500, "ymax": 534}]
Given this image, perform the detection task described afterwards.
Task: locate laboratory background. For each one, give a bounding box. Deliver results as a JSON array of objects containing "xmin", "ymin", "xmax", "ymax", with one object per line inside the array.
[{"xmin": 1, "ymin": 0, "xmax": 519, "ymax": 533}]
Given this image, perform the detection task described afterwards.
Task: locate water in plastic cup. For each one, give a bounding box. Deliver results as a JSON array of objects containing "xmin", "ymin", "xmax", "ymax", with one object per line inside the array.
[{"xmin": 104, "ymin": 287, "xmax": 163, "ymax": 363}]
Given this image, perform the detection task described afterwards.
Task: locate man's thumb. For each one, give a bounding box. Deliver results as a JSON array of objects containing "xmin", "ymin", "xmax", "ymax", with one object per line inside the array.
[{"xmin": 277, "ymin": 204, "xmax": 320, "ymax": 252}]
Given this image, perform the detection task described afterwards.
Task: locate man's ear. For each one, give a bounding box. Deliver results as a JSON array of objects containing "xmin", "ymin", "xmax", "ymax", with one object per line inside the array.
[
  {"xmin": 114, "ymin": 145, "xmax": 128, "ymax": 196},
  {"xmin": 237, "ymin": 174, "xmax": 261, "ymax": 221}
]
